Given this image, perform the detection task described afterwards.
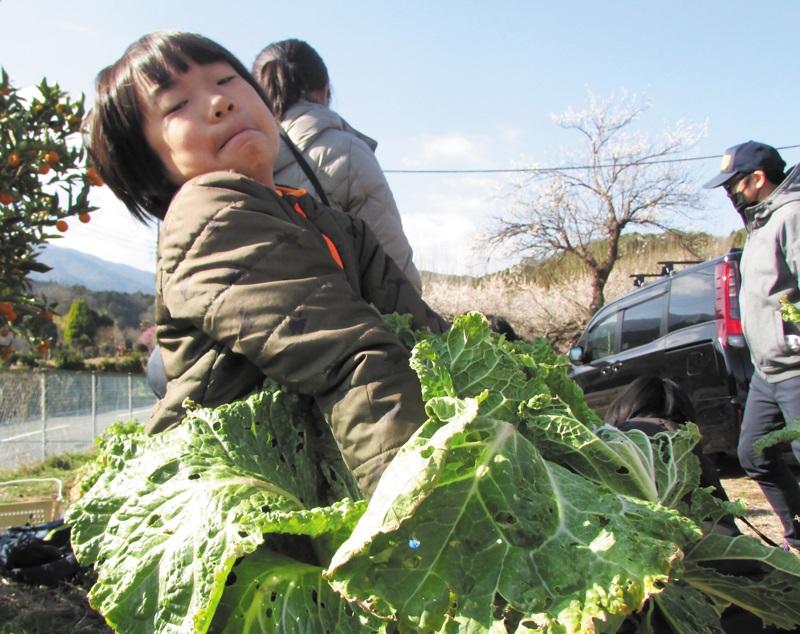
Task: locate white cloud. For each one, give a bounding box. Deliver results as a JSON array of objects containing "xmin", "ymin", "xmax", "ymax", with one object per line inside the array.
[
  {"xmin": 51, "ymin": 187, "xmax": 158, "ymax": 273},
  {"xmin": 59, "ymin": 21, "xmax": 92, "ymax": 35},
  {"xmin": 395, "ymin": 172, "xmax": 518, "ymax": 276},
  {"xmin": 402, "ymin": 133, "xmax": 489, "ymax": 168}
]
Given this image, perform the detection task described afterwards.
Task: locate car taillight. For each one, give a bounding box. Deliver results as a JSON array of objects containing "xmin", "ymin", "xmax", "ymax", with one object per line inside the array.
[{"xmin": 715, "ymin": 260, "xmax": 745, "ymax": 348}]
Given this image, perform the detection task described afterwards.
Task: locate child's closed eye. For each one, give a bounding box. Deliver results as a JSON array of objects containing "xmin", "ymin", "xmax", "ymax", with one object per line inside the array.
[{"xmin": 165, "ymin": 100, "xmax": 188, "ymax": 115}]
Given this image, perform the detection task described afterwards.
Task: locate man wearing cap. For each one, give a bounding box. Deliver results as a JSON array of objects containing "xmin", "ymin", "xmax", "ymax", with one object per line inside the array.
[{"xmin": 704, "ymin": 140, "xmax": 800, "ymax": 550}]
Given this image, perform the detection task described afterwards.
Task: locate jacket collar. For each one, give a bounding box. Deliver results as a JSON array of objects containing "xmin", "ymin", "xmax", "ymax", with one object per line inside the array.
[{"xmin": 744, "ymin": 163, "xmax": 800, "ymax": 232}]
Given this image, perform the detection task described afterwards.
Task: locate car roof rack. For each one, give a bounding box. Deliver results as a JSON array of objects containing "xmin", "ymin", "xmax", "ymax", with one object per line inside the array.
[
  {"xmin": 629, "ymin": 273, "xmax": 662, "ymax": 288},
  {"xmin": 657, "ymin": 260, "xmax": 703, "ymax": 275}
]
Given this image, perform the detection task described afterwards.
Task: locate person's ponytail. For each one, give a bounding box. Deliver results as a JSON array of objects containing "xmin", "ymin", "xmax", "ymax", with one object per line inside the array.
[
  {"xmin": 255, "ymin": 56, "xmax": 303, "ymax": 121},
  {"xmin": 252, "ymin": 39, "xmax": 329, "ymax": 122}
]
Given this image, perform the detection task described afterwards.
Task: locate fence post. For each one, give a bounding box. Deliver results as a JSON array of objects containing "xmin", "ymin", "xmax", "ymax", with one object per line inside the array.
[
  {"xmin": 40, "ymin": 372, "xmax": 47, "ymax": 462},
  {"xmin": 128, "ymin": 373, "xmax": 133, "ymax": 421},
  {"xmin": 91, "ymin": 372, "xmax": 97, "ymax": 440}
]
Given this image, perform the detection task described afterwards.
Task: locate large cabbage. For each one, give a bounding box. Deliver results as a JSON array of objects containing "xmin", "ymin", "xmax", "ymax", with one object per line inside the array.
[{"xmin": 66, "ymin": 312, "xmax": 800, "ymax": 633}]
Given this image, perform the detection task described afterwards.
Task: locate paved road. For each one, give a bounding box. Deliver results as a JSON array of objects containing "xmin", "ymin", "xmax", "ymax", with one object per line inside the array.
[{"xmin": 0, "ymin": 405, "xmax": 155, "ymax": 471}]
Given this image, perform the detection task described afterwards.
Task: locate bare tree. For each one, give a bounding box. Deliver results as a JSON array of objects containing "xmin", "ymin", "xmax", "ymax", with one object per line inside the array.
[{"xmin": 488, "ymin": 91, "xmax": 707, "ymax": 315}]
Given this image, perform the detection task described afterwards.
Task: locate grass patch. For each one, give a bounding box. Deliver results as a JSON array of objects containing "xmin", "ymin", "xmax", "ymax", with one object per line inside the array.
[{"xmin": 0, "ymin": 450, "xmax": 97, "ymax": 504}]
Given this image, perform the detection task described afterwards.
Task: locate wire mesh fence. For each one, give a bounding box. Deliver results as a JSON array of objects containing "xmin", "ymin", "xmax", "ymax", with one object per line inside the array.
[{"xmin": 0, "ymin": 370, "xmax": 157, "ymax": 470}]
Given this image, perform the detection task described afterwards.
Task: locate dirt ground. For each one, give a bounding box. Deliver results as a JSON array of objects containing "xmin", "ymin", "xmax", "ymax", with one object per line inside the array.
[
  {"xmin": 715, "ymin": 453, "xmax": 793, "ymax": 546},
  {"xmin": 0, "ymin": 458, "xmax": 795, "ymax": 633}
]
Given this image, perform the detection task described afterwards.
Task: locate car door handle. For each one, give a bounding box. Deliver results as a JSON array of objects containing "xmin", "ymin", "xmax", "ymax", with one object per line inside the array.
[{"xmin": 612, "ymin": 362, "xmax": 622, "ymax": 372}]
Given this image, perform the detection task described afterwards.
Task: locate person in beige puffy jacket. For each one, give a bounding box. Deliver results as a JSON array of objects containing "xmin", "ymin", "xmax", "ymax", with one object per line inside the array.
[{"xmin": 252, "ymin": 39, "xmax": 423, "ymax": 294}]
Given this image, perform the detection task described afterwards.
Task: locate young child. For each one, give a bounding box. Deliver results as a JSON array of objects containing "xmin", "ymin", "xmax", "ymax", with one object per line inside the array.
[{"xmin": 86, "ymin": 31, "xmax": 448, "ymax": 498}]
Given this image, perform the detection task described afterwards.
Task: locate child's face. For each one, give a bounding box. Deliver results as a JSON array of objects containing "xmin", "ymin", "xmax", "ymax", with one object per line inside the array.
[{"xmin": 143, "ymin": 61, "xmax": 279, "ymax": 189}]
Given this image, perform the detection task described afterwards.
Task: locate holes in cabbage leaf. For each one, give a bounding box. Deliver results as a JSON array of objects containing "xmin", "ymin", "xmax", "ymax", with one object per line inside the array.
[
  {"xmin": 494, "ymin": 511, "xmax": 517, "ymax": 527},
  {"xmin": 187, "ymin": 473, "xmax": 200, "ymax": 480},
  {"xmin": 225, "ymin": 571, "xmax": 237, "ymax": 586},
  {"xmin": 403, "ymin": 555, "xmax": 422, "ymax": 569}
]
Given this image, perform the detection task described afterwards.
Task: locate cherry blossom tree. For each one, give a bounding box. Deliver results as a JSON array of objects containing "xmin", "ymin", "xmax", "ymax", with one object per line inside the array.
[{"xmin": 489, "ymin": 91, "xmax": 707, "ymax": 316}]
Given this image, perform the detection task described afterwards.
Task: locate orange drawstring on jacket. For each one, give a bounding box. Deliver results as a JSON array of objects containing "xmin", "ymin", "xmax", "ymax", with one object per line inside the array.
[{"xmin": 275, "ymin": 186, "xmax": 344, "ymax": 270}]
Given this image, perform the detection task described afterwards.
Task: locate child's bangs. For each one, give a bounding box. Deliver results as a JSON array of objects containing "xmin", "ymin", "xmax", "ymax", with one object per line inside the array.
[{"xmin": 136, "ymin": 33, "xmax": 233, "ymax": 92}]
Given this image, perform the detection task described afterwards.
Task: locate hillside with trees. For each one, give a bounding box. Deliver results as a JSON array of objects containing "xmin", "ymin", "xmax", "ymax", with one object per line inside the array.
[{"xmin": 2, "ymin": 281, "xmax": 155, "ymax": 371}]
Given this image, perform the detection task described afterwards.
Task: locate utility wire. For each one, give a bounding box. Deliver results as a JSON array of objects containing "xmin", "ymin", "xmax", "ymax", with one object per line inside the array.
[{"xmin": 384, "ymin": 144, "xmax": 800, "ymax": 175}]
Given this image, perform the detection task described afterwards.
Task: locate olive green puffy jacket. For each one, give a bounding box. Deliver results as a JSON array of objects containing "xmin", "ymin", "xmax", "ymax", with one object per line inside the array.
[{"xmin": 149, "ymin": 172, "xmax": 447, "ymax": 497}]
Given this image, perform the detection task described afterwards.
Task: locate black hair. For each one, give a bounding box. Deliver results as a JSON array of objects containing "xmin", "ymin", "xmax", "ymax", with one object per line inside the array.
[
  {"xmin": 485, "ymin": 314, "xmax": 522, "ymax": 342},
  {"xmin": 764, "ymin": 169, "xmax": 787, "ymax": 187},
  {"xmin": 252, "ymin": 39, "xmax": 330, "ymax": 122},
  {"xmin": 604, "ymin": 375, "xmax": 696, "ymax": 427},
  {"xmin": 86, "ymin": 30, "xmax": 272, "ymax": 223}
]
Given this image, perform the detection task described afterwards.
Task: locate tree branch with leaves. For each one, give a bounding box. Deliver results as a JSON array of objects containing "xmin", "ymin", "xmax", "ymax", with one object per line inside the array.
[
  {"xmin": 0, "ymin": 68, "xmax": 103, "ymax": 362},
  {"xmin": 488, "ymin": 91, "xmax": 707, "ymax": 316}
]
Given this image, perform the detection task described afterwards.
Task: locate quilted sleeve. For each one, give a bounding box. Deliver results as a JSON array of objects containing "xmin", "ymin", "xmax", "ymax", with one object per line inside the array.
[{"xmin": 160, "ymin": 174, "xmax": 427, "ymax": 497}]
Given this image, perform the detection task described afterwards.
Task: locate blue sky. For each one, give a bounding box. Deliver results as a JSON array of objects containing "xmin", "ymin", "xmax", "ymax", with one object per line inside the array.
[{"xmin": 2, "ymin": 0, "xmax": 799, "ymax": 275}]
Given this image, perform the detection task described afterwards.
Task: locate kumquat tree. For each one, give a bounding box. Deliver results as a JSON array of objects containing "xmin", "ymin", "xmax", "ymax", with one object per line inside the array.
[{"xmin": 0, "ymin": 67, "xmax": 102, "ymax": 362}]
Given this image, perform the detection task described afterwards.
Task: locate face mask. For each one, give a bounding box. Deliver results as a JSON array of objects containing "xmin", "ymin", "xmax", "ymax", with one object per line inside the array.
[
  {"xmin": 729, "ymin": 190, "xmax": 755, "ymax": 215},
  {"xmin": 727, "ymin": 176, "xmax": 755, "ymax": 216}
]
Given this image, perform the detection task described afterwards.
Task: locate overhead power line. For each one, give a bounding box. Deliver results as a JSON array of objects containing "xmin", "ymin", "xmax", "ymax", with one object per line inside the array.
[{"xmin": 383, "ymin": 144, "xmax": 800, "ymax": 175}]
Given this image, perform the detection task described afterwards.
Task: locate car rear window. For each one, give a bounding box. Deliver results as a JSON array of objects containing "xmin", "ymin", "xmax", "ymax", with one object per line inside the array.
[{"xmin": 668, "ymin": 266, "xmax": 716, "ymax": 332}]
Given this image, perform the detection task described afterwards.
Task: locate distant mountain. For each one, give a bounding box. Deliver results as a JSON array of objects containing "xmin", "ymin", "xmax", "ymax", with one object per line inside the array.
[{"xmin": 30, "ymin": 245, "xmax": 156, "ymax": 295}]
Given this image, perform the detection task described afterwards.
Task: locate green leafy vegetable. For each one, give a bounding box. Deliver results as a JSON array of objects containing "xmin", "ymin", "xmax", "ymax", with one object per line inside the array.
[
  {"xmin": 325, "ymin": 398, "xmax": 698, "ymax": 633},
  {"xmin": 753, "ymin": 296, "xmax": 800, "ymax": 452},
  {"xmin": 67, "ymin": 384, "xmax": 364, "ymax": 633},
  {"xmin": 67, "ymin": 312, "xmax": 800, "ymax": 633}
]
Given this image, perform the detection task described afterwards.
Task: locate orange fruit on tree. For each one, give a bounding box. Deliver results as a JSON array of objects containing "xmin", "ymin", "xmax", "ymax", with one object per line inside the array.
[
  {"xmin": 79, "ymin": 212, "xmax": 91, "ymax": 223},
  {"xmin": 44, "ymin": 151, "xmax": 59, "ymax": 163},
  {"xmin": 0, "ymin": 302, "xmax": 16, "ymax": 322},
  {"xmin": 39, "ymin": 162, "xmax": 51, "ymax": 175},
  {"xmin": 1, "ymin": 346, "xmax": 13, "ymax": 360},
  {"xmin": 56, "ymin": 220, "xmax": 68, "ymax": 232},
  {"xmin": 7, "ymin": 153, "xmax": 20, "ymax": 167},
  {"xmin": 0, "ymin": 193, "xmax": 12, "ymax": 206},
  {"xmin": 37, "ymin": 341, "xmax": 50, "ymax": 355},
  {"xmin": 86, "ymin": 167, "xmax": 104, "ymax": 186}
]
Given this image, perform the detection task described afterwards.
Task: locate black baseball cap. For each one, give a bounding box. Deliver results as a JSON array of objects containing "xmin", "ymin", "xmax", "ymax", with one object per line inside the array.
[{"xmin": 703, "ymin": 141, "xmax": 786, "ymax": 189}]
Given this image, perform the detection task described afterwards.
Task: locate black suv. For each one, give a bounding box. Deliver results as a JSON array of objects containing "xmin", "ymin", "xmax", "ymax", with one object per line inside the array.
[{"xmin": 568, "ymin": 251, "xmax": 754, "ymax": 454}]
